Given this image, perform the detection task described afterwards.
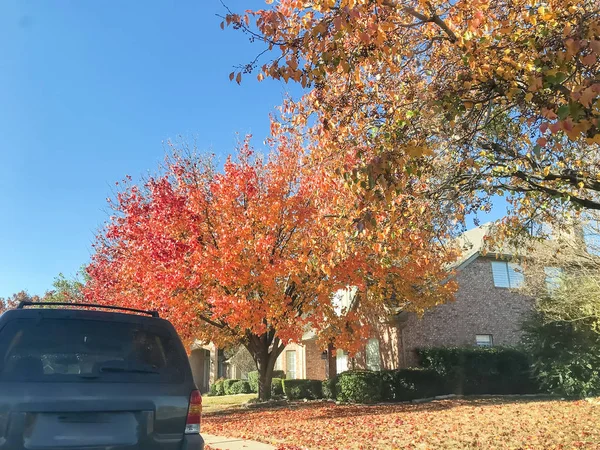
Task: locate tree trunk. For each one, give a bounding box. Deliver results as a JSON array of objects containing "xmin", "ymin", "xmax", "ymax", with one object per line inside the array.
[
  {"xmin": 257, "ymin": 354, "xmax": 275, "ymax": 402},
  {"xmin": 246, "ymin": 334, "xmax": 284, "ymax": 402}
]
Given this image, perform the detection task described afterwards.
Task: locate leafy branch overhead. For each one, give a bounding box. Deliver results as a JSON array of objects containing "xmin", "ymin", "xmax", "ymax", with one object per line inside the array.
[{"xmin": 224, "ymin": 0, "xmax": 600, "ymax": 234}]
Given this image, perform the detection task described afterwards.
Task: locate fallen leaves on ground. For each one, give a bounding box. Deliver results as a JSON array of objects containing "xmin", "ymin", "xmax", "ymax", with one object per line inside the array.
[{"xmin": 203, "ymin": 397, "xmax": 600, "ymax": 449}]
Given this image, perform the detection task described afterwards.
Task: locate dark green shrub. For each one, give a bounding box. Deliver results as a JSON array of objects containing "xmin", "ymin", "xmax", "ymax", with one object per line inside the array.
[
  {"xmin": 392, "ymin": 368, "xmax": 448, "ymax": 401},
  {"xmin": 213, "ymin": 378, "xmax": 225, "ymax": 396},
  {"xmin": 522, "ymin": 315, "xmax": 600, "ymax": 398},
  {"xmin": 271, "ymin": 378, "xmax": 284, "ymax": 397},
  {"xmin": 229, "ymin": 380, "xmax": 252, "ymax": 394},
  {"xmin": 337, "ymin": 371, "xmax": 383, "ymax": 403},
  {"xmin": 208, "ymin": 382, "xmax": 218, "ymax": 396},
  {"xmin": 247, "ymin": 370, "xmax": 286, "ymax": 394},
  {"xmin": 223, "ymin": 379, "xmax": 241, "ymax": 395},
  {"xmin": 282, "ymin": 379, "xmax": 323, "ymax": 400},
  {"xmin": 273, "ymin": 370, "xmax": 286, "ymax": 379},
  {"xmin": 322, "ymin": 378, "xmax": 337, "ymax": 399},
  {"xmin": 417, "ymin": 346, "xmax": 537, "ymax": 395},
  {"xmin": 247, "ymin": 371, "xmax": 259, "ymax": 393}
]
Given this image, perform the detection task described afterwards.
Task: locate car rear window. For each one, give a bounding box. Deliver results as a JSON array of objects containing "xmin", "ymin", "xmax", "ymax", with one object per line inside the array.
[{"xmin": 0, "ymin": 318, "xmax": 187, "ymax": 383}]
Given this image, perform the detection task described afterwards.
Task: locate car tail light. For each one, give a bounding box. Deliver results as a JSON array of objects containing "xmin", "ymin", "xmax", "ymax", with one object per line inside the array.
[{"xmin": 185, "ymin": 389, "xmax": 202, "ymax": 434}]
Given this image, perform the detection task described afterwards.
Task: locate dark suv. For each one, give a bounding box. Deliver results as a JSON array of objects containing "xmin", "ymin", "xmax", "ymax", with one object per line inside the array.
[{"xmin": 0, "ymin": 302, "xmax": 204, "ymax": 450}]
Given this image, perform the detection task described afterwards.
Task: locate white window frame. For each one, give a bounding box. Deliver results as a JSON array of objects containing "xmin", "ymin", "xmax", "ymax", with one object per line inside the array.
[
  {"xmin": 365, "ymin": 338, "xmax": 381, "ymax": 371},
  {"xmin": 491, "ymin": 261, "xmax": 524, "ymax": 288},
  {"xmin": 336, "ymin": 349, "xmax": 348, "ymax": 374},
  {"xmin": 476, "ymin": 334, "xmax": 493, "ymax": 347},
  {"xmin": 285, "ymin": 350, "xmax": 296, "ymax": 380}
]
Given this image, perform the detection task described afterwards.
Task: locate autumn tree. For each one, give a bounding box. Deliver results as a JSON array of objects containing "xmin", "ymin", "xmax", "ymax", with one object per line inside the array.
[
  {"xmin": 0, "ymin": 291, "xmax": 42, "ymax": 314},
  {"xmin": 86, "ymin": 135, "xmax": 456, "ymax": 400},
  {"xmin": 43, "ymin": 268, "xmax": 88, "ymax": 303},
  {"xmin": 224, "ymin": 1, "xmax": 600, "ymax": 237}
]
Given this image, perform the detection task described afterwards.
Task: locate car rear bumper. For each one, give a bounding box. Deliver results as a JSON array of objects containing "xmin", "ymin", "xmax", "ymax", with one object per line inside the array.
[{"xmin": 183, "ymin": 433, "xmax": 204, "ymax": 450}]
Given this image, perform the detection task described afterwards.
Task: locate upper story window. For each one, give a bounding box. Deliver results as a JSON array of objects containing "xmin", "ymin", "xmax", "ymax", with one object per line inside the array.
[
  {"xmin": 365, "ymin": 338, "xmax": 381, "ymax": 371},
  {"xmin": 491, "ymin": 261, "xmax": 524, "ymax": 288},
  {"xmin": 476, "ymin": 334, "xmax": 493, "ymax": 347},
  {"xmin": 544, "ymin": 267, "xmax": 563, "ymax": 293}
]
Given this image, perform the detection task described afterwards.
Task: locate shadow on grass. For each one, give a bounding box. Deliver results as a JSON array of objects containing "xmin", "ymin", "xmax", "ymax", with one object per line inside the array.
[{"xmin": 203, "ymin": 394, "xmax": 566, "ymax": 423}]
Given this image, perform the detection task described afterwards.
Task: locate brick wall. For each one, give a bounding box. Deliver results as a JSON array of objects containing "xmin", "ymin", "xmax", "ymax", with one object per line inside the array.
[
  {"xmin": 304, "ymin": 339, "xmax": 328, "ymax": 380},
  {"xmin": 400, "ymin": 256, "xmax": 534, "ymax": 366}
]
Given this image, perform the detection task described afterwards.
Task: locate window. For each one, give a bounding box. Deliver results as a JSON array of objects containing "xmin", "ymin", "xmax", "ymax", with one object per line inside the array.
[
  {"xmin": 544, "ymin": 267, "xmax": 563, "ymax": 293},
  {"xmin": 285, "ymin": 350, "xmax": 296, "ymax": 380},
  {"xmin": 365, "ymin": 338, "xmax": 381, "ymax": 371},
  {"xmin": 0, "ymin": 318, "xmax": 186, "ymax": 383},
  {"xmin": 491, "ymin": 261, "xmax": 524, "ymax": 288},
  {"xmin": 476, "ymin": 334, "xmax": 493, "ymax": 347},
  {"xmin": 336, "ymin": 349, "xmax": 348, "ymax": 374}
]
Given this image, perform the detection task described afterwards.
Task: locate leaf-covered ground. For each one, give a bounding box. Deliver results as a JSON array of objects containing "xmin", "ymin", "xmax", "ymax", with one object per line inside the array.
[{"xmin": 203, "ymin": 397, "xmax": 600, "ymax": 449}]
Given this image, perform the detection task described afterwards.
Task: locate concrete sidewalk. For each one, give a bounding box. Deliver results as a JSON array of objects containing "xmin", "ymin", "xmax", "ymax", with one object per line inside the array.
[{"xmin": 203, "ymin": 433, "xmax": 276, "ymax": 450}]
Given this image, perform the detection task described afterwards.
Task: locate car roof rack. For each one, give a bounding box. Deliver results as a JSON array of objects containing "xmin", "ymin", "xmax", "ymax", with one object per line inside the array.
[{"xmin": 17, "ymin": 301, "xmax": 160, "ymax": 318}]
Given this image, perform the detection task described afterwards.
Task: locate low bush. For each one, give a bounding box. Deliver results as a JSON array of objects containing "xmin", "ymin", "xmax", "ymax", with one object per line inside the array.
[
  {"xmin": 212, "ymin": 378, "xmax": 225, "ymax": 396},
  {"xmin": 247, "ymin": 370, "xmax": 287, "ymax": 393},
  {"xmin": 522, "ymin": 316, "xmax": 600, "ymax": 398},
  {"xmin": 229, "ymin": 380, "xmax": 252, "ymax": 394},
  {"xmin": 271, "ymin": 378, "xmax": 284, "ymax": 397},
  {"xmin": 337, "ymin": 371, "xmax": 383, "ymax": 403},
  {"xmin": 322, "ymin": 378, "xmax": 337, "ymax": 399},
  {"xmin": 390, "ymin": 368, "xmax": 449, "ymax": 401},
  {"xmin": 283, "ymin": 379, "xmax": 323, "ymax": 400},
  {"xmin": 223, "ymin": 379, "xmax": 241, "ymax": 395},
  {"xmin": 417, "ymin": 346, "xmax": 537, "ymax": 395}
]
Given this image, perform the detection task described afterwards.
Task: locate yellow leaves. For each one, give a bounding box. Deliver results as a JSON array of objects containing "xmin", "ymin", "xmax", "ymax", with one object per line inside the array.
[
  {"xmin": 525, "ymin": 92, "xmax": 534, "ymax": 102},
  {"xmin": 527, "ymin": 77, "xmax": 543, "ymax": 92},
  {"xmin": 537, "ymin": 6, "xmax": 554, "ymax": 21},
  {"xmin": 404, "ymin": 142, "xmax": 432, "ymax": 158}
]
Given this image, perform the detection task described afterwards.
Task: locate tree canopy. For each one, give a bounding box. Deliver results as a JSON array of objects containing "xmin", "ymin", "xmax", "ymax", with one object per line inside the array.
[
  {"xmin": 225, "ymin": 0, "xmax": 600, "ymax": 236},
  {"xmin": 85, "ymin": 135, "xmax": 456, "ymax": 399}
]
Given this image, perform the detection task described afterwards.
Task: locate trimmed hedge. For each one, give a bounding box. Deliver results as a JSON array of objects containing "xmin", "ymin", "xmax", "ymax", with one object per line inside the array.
[
  {"xmin": 322, "ymin": 378, "xmax": 337, "ymax": 399},
  {"xmin": 417, "ymin": 347, "xmax": 538, "ymax": 395},
  {"xmin": 283, "ymin": 379, "xmax": 323, "ymax": 400},
  {"xmin": 247, "ymin": 370, "xmax": 286, "ymax": 393},
  {"xmin": 388, "ymin": 368, "xmax": 448, "ymax": 401},
  {"xmin": 229, "ymin": 380, "xmax": 252, "ymax": 394},
  {"xmin": 338, "ymin": 371, "xmax": 383, "ymax": 403},
  {"xmin": 271, "ymin": 378, "xmax": 284, "ymax": 396},
  {"xmin": 223, "ymin": 379, "xmax": 241, "ymax": 395}
]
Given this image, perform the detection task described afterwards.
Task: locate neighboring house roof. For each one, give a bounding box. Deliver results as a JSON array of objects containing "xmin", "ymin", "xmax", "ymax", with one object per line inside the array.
[{"xmin": 452, "ymin": 222, "xmax": 494, "ymax": 270}]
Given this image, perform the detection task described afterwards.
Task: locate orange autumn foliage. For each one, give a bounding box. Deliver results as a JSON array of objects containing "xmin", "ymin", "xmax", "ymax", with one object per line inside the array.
[
  {"xmin": 225, "ymin": 0, "xmax": 600, "ymax": 236},
  {"xmin": 86, "ymin": 133, "xmax": 456, "ymax": 399}
]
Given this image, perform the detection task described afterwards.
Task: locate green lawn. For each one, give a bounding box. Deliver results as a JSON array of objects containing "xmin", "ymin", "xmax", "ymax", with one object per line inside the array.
[{"xmin": 202, "ymin": 394, "xmax": 256, "ymax": 414}]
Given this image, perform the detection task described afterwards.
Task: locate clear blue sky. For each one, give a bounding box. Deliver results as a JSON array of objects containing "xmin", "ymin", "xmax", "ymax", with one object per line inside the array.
[
  {"xmin": 0, "ymin": 1, "xmax": 504, "ymax": 298},
  {"xmin": 0, "ymin": 0, "xmax": 301, "ymax": 297}
]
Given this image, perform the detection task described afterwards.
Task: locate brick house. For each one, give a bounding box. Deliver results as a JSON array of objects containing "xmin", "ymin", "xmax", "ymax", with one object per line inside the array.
[{"xmin": 190, "ymin": 223, "xmax": 535, "ymax": 389}]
